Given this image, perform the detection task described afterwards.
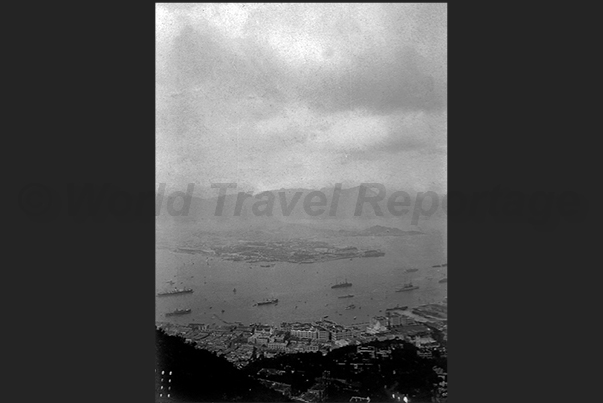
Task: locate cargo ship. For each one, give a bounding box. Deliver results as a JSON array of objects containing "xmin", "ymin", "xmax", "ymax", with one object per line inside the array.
[
  {"xmin": 396, "ymin": 282, "xmax": 419, "ymax": 292},
  {"xmin": 338, "ymin": 294, "xmax": 354, "ymax": 299},
  {"xmin": 331, "ymin": 279, "xmax": 352, "ymax": 289},
  {"xmin": 174, "ymin": 247, "xmax": 201, "ymax": 254},
  {"xmin": 405, "ymin": 268, "xmax": 419, "ymax": 273},
  {"xmin": 165, "ymin": 308, "xmax": 191, "ymax": 317},
  {"xmin": 386, "ymin": 304, "xmax": 408, "ymax": 311},
  {"xmin": 255, "ymin": 297, "xmax": 278, "ymax": 306},
  {"xmin": 364, "ymin": 250, "xmax": 385, "ymax": 257},
  {"xmin": 157, "ymin": 287, "xmax": 193, "ymax": 296}
]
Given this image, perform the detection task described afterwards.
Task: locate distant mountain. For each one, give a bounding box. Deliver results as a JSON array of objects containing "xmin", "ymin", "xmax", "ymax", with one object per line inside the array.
[
  {"xmin": 157, "ymin": 185, "xmax": 446, "ymax": 233},
  {"xmin": 338, "ymin": 225, "xmax": 425, "ymax": 236}
]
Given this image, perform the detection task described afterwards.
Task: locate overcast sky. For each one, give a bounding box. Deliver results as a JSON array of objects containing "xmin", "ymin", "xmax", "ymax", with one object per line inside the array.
[{"xmin": 156, "ymin": 3, "xmax": 447, "ymax": 194}]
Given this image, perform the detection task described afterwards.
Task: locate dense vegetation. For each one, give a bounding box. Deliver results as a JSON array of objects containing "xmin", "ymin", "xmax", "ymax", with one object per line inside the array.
[
  {"xmin": 157, "ymin": 329, "xmax": 444, "ymax": 402},
  {"xmin": 156, "ymin": 328, "xmax": 288, "ymax": 402},
  {"xmin": 244, "ymin": 340, "xmax": 443, "ymax": 402}
]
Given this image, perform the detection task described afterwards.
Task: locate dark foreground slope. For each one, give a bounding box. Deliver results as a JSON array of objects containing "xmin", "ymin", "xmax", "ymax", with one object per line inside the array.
[{"xmin": 155, "ymin": 328, "xmax": 288, "ymax": 402}]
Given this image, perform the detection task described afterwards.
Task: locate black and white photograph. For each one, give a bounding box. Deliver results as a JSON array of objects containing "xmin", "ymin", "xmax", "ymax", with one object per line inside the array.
[{"xmin": 156, "ymin": 4, "xmax": 447, "ymax": 402}]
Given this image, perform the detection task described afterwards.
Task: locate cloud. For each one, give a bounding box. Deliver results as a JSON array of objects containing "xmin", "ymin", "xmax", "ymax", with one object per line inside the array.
[
  {"xmin": 156, "ymin": 4, "xmax": 447, "ymax": 191},
  {"xmin": 157, "ymin": 4, "xmax": 446, "ymax": 111},
  {"xmin": 253, "ymin": 106, "xmax": 446, "ymax": 155}
]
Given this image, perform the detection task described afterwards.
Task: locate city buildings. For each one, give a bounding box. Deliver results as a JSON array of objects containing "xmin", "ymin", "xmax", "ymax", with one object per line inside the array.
[{"xmin": 156, "ymin": 299, "xmax": 447, "ymax": 370}]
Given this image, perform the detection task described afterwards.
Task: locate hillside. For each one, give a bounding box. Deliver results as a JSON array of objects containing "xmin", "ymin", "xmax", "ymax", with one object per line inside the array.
[{"xmin": 155, "ymin": 328, "xmax": 288, "ymax": 402}]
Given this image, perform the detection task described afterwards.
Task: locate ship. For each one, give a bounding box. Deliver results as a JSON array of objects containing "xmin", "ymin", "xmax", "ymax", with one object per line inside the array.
[
  {"xmin": 396, "ymin": 282, "xmax": 419, "ymax": 292},
  {"xmin": 300, "ymin": 260, "xmax": 315, "ymax": 264},
  {"xmin": 165, "ymin": 308, "xmax": 191, "ymax": 317},
  {"xmin": 386, "ymin": 304, "xmax": 408, "ymax": 311},
  {"xmin": 331, "ymin": 279, "xmax": 352, "ymax": 289},
  {"xmin": 157, "ymin": 287, "xmax": 193, "ymax": 296},
  {"xmin": 255, "ymin": 297, "xmax": 278, "ymax": 306},
  {"xmin": 338, "ymin": 294, "xmax": 354, "ymax": 299},
  {"xmin": 345, "ymin": 304, "xmax": 356, "ymax": 310},
  {"xmin": 439, "ymin": 277, "xmax": 448, "ymax": 283},
  {"xmin": 364, "ymin": 250, "xmax": 386, "ymax": 257},
  {"xmin": 405, "ymin": 268, "xmax": 419, "ymax": 273},
  {"xmin": 174, "ymin": 246, "xmax": 201, "ymax": 254}
]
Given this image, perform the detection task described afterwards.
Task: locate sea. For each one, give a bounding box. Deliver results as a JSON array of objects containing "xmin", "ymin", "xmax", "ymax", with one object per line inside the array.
[{"xmin": 155, "ymin": 232, "xmax": 447, "ymax": 327}]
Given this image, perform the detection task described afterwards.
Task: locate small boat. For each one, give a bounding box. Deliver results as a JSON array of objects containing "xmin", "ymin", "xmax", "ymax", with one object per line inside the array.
[
  {"xmin": 439, "ymin": 277, "xmax": 448, "ymax": 283},
  {"xmin": 396, "ymin": 274, "xmax": 419, "ymax": 292},
  {"xmin": 323, "ymin": 315, "xmax": 329, "ymax": 318}
]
